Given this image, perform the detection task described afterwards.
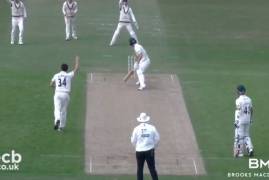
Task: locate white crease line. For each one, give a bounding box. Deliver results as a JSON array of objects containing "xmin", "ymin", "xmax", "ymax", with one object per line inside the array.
[
  {"xmin": 40, "ymin": 154, "xmax": 80, "ymax": 158},
  {"xmin": 192, "ymin": 158, "xmax": 198, "ymax": 175},
  {"xmin": 90, "ymin": 73, "xmax": 93, "ymax": 82},
  {"xmin": 103, "ymin": 54, "xmax": 113, "ymax": 58},
  {"xmin": 88, "ymin": 22, "xmax": 114, "ymax": 26},
  {"xmin": 90, "ymin": 157, "xmax": 93, "ymax": 174}
]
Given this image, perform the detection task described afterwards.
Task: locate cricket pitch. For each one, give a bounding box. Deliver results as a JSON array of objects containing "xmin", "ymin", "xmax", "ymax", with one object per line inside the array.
[{"xmin": 85, "ymin": 73, "xmax": 206, "ymax": 175}]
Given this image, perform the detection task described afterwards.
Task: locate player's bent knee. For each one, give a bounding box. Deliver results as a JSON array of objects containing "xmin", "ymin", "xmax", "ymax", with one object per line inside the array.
[
  {"xmin": 130, "ymin": 31, "xmax": 136, "ymax": 37},
  {"xmin": 136, "ymin": 69, "xmax": 143, "ymax": 75}
]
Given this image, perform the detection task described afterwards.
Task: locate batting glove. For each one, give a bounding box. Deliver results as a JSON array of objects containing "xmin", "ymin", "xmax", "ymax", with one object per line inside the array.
[{"xmin": 133, "ymin": 62, "xmax": 138, "ymax": 70}]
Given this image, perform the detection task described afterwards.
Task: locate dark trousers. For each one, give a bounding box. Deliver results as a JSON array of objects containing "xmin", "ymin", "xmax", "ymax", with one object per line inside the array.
[{"xmin": 136, "ymin": 149, "xmax": 158, "ymax": 180}]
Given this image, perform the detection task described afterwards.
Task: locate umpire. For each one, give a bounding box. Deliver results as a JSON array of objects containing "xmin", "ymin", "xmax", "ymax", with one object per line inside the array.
[{"xmin": 131, "ymin": 112, "xmax": 160, "ymax": 180}]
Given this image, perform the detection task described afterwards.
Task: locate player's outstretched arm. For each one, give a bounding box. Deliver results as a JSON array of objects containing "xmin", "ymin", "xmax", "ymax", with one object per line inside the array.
[
  {"xmin": 73, "ymin": 56, "xmax": 80, "ymax": 74},
  {"xmin": 129, "ymin": 8, "xmax": 139, "ymax": 29}
]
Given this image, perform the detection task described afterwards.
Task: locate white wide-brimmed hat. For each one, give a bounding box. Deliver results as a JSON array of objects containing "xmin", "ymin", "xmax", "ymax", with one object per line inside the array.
[{"xmin": 137, "ymin": 112, "xmax": 150, "ymax": 123}]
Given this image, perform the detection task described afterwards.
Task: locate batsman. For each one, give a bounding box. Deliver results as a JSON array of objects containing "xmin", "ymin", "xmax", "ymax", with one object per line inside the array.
[
  {"xmin": 234, "ymin": 85, "xmax": 254, "ymax": 157},
  {"xmin": 124, "ymin": 38, "xmax": 150, "ymax": 91}
]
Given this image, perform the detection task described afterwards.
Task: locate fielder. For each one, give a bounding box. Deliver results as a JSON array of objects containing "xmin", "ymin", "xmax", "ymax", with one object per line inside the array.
[
  {"xmin": 131, "ymin": 112, "xmax": 160, "ymax": 180},
  {"xmin": 234, "ymin": 85, "xmax": 254, "ymax": 157},
  {"xmin": 110, "ymin": 0, "xmax": 139, "ymax": 46},
  {"xmin": 129, "ymin": 38, "xmax": 150, "ymax": 90},
  {"xmin": 62, "ymin": 0, "xmax": 78, "ymax": 40},
  {"xmin": 7, "ymin": 0, "xmax": 27, "ymax": 45},
  {"xmin": 50, "ymin": 56, "xmax": 79, "ymax": 131}
]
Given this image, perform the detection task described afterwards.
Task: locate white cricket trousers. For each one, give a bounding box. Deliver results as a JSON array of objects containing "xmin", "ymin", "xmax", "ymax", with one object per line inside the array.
[
  {"xmin": 11, "ymin": 17, "xmax": 24, "ymax": 43},
  {"xmin": 64, "ymin": 16, "xmax": 77, "ymax": 39},
  {"xmin": 54, "ymin": 92, "xmax": 70, "ymax": 128},
  {"xmin": 110, "ymin": 22, "xmax": 138, "ymax": 45},
  {"xmin": 234, "ymin": 121, "xmax": 253, "ymax": 154},
  {"xmin": 134, "ymin": 59, "xmax": 150, "ymax": 87}
]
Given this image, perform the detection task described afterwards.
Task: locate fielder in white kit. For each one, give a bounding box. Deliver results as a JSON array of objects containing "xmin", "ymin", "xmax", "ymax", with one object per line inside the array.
[
  {"xmin": 234, "ymin": 85, "xmax": 254, "ymax": 157},
  {"xmin": 62, "ymin": 0, "xmax": 78, "ymax": 40},
  {"xmin": 50, "ymin": 56, "xmax": 79, "ymax": 131},
  {"xmin": 129, "ymin": 38, "xmax": 150, "ymax": 90},
  {"xmin": 8, "ymin": 0, "xmax": 27, "ymax": 45},
  {"xmin": 110, "ymin": 0, "xmax": 139, "ymax": 46}
]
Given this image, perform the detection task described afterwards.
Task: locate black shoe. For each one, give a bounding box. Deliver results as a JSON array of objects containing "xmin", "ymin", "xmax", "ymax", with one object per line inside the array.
[
  {"xmin": 249, "ymin": 150, "xmax": 254, "ymax": 157},
  {"xmin": 54, "ymin": 120, "xmax": 60, "ymax": 130}
]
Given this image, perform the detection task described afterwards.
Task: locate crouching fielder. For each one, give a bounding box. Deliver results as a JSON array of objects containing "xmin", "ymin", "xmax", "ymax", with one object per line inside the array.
[
  {"xmin": 50, "ymin": 56, "xmax": 79, "ymax": 131},
  {"xmin": 234, "ymin": 85, "xmax": 254, "ymax": 157},
  {"xmin": 110, "ymin": 0, "xmax": 139, "ymax": 46},
  {"xmin": 129, "ymin": 38, "xmax": 150, "ymax": 90}
]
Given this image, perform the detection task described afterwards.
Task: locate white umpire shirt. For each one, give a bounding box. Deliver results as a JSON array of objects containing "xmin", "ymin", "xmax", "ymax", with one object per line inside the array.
[
  {"xmin": 51, "ymin": 71, "xmax": 74, "ymax": 93},
  {"xmin": 131, "ymin": 123, "xmax": 160, "ymax": 152},
  {"xmin": 235, "ymin": 95, "xmax": 252, "ymax": 123}
]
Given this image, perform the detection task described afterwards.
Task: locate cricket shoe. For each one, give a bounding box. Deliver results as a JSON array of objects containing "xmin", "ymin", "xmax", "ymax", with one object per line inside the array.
[
  {"xmin": 72, "ymin": 35, "xmax": 78, "ymax": 40},
  {"xmin": 18, "ymin": 41, "xmax": 23, "ymax": 45},
  {"xmin": 234, "ymin": 149, "xmax": 239, "ymax": 158},
  {"xmin": 138, "ymin": 84, "xmax": 146, "ymax": 91},
  {"xmin": 235, "ymin": 153, "xmax": 244, "ymax": 158},
  {"xmin": 238, "ymin": 153, "xmax": 244, "ymax": 158},
  {"xmin": 58, "ymin": 127, "xmax": 64, "ymax": 132},
  {"xmin": 10, "ymin": 41, "xmax": 14, "ymax": 45},
  {"xmin": 54, "ymin": 120, "xmax": 60, "ymax": 130},
  {"xmin": 248, "ymin": 149, "xmax": 254, "ymax": 157},
  {"xmin": 234, "ymin": 148, "xmax": 243, "ymax": 158}
]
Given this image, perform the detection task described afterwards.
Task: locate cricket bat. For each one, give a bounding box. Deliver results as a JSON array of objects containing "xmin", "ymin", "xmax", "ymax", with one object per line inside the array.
[{"xmin": 123, "ymin": 70, "xmax": 134, "ymax": 82}]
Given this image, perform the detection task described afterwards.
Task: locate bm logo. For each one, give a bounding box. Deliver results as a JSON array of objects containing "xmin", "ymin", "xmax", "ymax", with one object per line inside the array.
[{"xmin": 249, "ymin": 159, "xmax": 269, "ymax": 169}]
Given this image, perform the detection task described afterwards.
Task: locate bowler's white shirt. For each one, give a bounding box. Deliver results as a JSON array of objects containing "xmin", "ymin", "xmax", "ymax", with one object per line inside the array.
[
  {"xmin": 235, "ymin": 95, "xmax": 252, "ymax": 123},
  {"xmin": 62, "ymin": 1, "xmax": 78, "ymax": 17},
  {"xmin": 131, "ymin": 123, "xmax": 160, "ymax": 152},
  {"xmin": 134, "ymin": 44, "xmax": 150, "ymax": 63},
  {"xmin": 10, "ymin": 1, "xmax": 27, "ymax": 17},
  {"xmin": 51, "ymin": 71, "xmax": 74, "ymax": 93},
  {"xmin": 119, "ymin": 5, "xmax": 136, "ymax": 23}
]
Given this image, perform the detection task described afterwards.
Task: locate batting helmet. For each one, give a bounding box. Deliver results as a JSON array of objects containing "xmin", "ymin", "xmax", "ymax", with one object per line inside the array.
[
  {"xmin": 122, "ymin": 0, "xmax": 128, "ymax": 2},
  {"xmin": 237, "ymin": 85, "xmax": 246, "ymax": 93},
  {"xmin": 129, "ymin": 37, "xmax": 137, "ymax": 46}
]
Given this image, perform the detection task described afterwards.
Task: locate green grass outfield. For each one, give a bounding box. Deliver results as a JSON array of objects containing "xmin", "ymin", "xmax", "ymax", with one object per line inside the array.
[{"xmin": 1, "ymin": 0, "xmax": 269, "ymax": 179}]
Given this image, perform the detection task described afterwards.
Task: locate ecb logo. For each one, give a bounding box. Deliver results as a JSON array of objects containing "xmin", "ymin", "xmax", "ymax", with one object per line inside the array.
[
  {"xmin": 249, "ymin": 159, "xmax": 269, "ymax": 169},
  {"xmin": 0, "ymin": 150, "xmax": 22, "ymax": 164}
]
